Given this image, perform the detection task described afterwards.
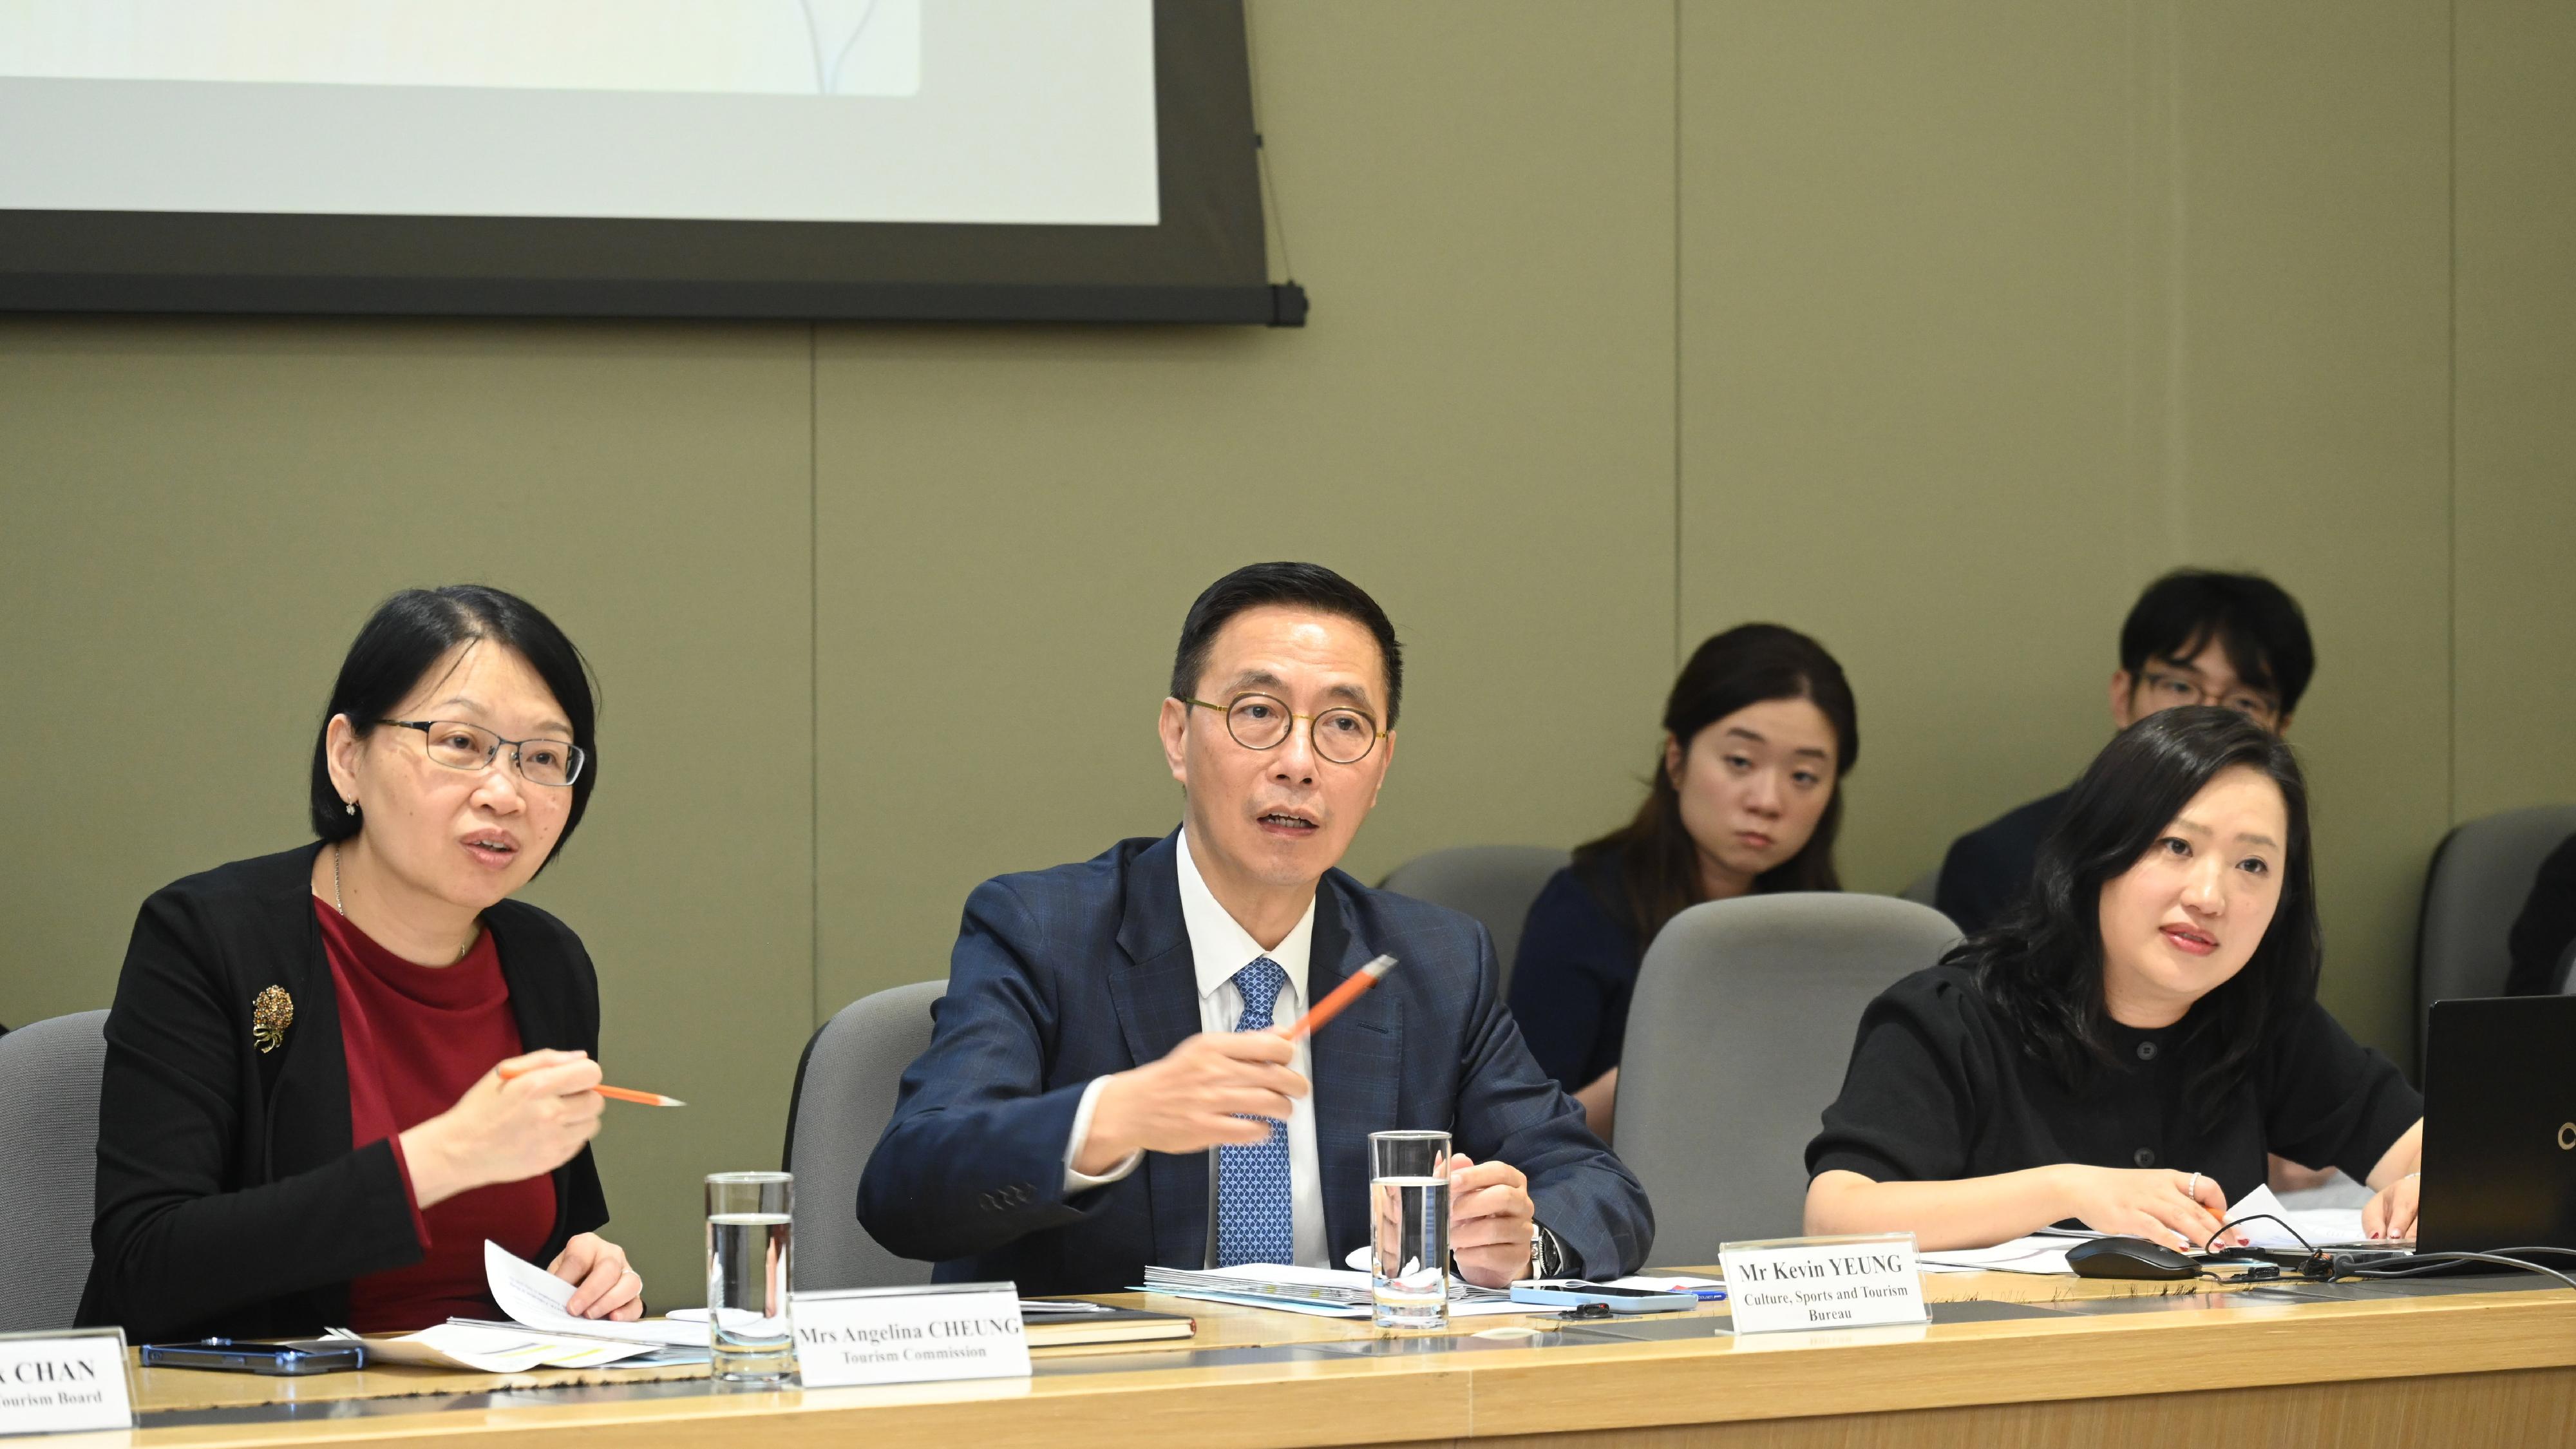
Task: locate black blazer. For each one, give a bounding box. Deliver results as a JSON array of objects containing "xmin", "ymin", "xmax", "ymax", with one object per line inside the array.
[{"xmin": 76, "ymin": 844, "xmax": 609, "ymax": 1341}]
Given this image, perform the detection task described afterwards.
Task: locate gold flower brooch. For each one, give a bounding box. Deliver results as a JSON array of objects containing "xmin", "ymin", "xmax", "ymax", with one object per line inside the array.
[{"xmin": 251, "ymin": 986, "xmax": 294, "ymax": 1054}]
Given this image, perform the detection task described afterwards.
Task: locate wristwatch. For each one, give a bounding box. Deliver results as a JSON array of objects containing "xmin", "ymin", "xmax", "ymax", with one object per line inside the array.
[{"xmin": 1530, "ymin": 1222, "xmax": 1568, "ymax": 1279}]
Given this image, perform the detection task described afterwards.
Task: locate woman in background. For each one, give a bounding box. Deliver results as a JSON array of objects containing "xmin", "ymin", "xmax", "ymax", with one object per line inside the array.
[
  {"xmin": 80, "ymin": 585, "xmax": 644, "ymax": 1341},
  {"xmin": 1508, "ymin": 623, "xmax": 1857, "ymax": 1141},
  {"xmin": 1803, "ymin": 707, "xmax": 2422, "ymax": 1249}
]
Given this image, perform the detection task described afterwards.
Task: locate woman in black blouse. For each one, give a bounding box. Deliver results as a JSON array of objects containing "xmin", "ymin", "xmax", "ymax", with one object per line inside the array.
[
  {"xmin": 1805, "ymin": 706, "xmax": 2423, "ymax": 1251},
  {"xmin": 1509, "ymin": 624, "xmax": 1857, "ymax": 1141}
]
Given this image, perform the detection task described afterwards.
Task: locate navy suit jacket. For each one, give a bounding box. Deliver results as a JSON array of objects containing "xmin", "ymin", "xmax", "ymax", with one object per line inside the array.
[
  {"xmin": 1935, "ymin": 787, "xmax": 2072, "ymax": 938},
  {"xmin": 857, "ymin": 832, "xmax": 1654, "ymax": 1294}
]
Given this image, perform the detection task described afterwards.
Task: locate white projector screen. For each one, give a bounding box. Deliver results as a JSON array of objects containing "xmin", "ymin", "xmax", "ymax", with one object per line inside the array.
[
  {"xmin": 0, "ymin": 0, "xmax": 1159, "ymax": 225},
  {"xmin": 0, "ymin": 0, "xmax": 1289, "ymax": 324}
]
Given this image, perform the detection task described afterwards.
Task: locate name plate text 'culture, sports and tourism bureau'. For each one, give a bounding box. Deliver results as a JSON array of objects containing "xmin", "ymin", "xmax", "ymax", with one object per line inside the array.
[{"xmin": 1718, "ymin": 1234, "xmax": 1929, "ymax": 1334}]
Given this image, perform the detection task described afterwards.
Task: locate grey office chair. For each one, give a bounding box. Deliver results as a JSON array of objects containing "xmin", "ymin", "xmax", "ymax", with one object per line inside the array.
[
  {"xmin": 781, "ymin": 981, "xmax": 945, "ymax": 1291},
  {"xmin": 0, "ymin": 1010, "xmax": 109, "ymax": 1332},
  {"xmin": 1379, "ymin": 845, "xmax": 1571, "ymax": 995},
  {"xmin": 2416, "ymin": 804, "xmax": 2576, "ymax": 1061},
  {"xmin": 1898, "ymin": 868, "xmax": 1940, "ymax": 908},
  {"xmin": 1615, "ymin": 895, "xmax": 1961, "ymax": 1263}
]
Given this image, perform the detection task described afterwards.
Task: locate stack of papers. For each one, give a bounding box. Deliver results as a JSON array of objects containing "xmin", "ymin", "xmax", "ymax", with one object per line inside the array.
[
  {"xmin": 337, "ymin": 1242, "xmax": 711, "ymax": 1372},
  {"xmin": 1140, "ymin": 1265, "xmax": 1528, "ymax": 1318}
]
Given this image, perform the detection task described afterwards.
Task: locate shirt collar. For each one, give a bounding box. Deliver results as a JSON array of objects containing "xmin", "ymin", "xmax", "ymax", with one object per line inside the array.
[{"xmin": 1175, "ymin": 828, "xmax": 1314, "ymax": 1002}]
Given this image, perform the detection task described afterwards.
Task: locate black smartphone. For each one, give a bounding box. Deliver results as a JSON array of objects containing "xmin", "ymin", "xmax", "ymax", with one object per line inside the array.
[{"xmin": 139, "ymin": 1338, "xmax": 366, "ymax": 1376}]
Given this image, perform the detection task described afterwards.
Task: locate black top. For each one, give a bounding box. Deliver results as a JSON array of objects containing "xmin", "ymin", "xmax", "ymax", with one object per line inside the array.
[
  {"xmin": 2504, "ymin": 833, "xmax": 2576, "ymax": 996},
  {"xmin": 1506, "ymin": 850, "xmax": 1644, "ymax": 1092},
  {"xmin": 77, "ymin": 844, "xmax": 610, "ymax": 1342},
  {"xmin": 1934, "ymin": 788, "xmax": 2072, "ymax": 937},
  {"xmin": 1806, "ymin": 964, "xmax": 2422, "ymax": 1208}
]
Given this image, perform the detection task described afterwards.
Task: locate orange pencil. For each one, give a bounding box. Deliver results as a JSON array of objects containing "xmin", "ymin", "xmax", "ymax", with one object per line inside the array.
[
  {"xmin": 1276, "ymin": 954, "xmax": 1397, "ymax": 1039},
  {"xmin": 497, "ymin": 1061, "xmax": 687, "ymax": 1108}
]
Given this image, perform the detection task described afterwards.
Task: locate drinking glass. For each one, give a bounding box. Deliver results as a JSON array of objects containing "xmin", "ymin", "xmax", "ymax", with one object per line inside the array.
[
  {"xmin": 1368, "ymin": 1130, "xmax": 1452, "ymax": 1329},
  {"xmin": 705, "ymin": 1171, "xmax": 795, "ymax": 1381}
]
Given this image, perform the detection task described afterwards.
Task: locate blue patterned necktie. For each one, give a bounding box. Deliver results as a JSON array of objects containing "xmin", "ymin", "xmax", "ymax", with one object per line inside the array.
[{"xmin": 1215, "ymin": 957, "xmax": 1294, "ymax": 1268}]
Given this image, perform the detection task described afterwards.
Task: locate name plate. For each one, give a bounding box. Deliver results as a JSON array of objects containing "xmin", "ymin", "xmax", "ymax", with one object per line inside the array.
[
  {"xmin": 790, "ymin": 1282, "xmax": 1030, "ymax": 1388},
  {"xmin": 0, "ymin": 1329, "xmax": 133, "ymax": 1437},
  {"xmin": 1718, "ymin": 1234, "xmax": 1929, "ymax": 1335}
]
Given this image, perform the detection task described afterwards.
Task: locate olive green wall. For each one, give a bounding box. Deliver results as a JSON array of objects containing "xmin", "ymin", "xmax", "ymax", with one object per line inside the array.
[
  {"xmin": 2454, "ymin": 0, "xmax": 2576, "ymax": 818},
  {"xmin": 1677, "ymin": 0, "xmax": 2457, "ymax": 1061},
  {"xmin": 1, "ymin": 0, "xmax": 2566, "ymax": 1304}
]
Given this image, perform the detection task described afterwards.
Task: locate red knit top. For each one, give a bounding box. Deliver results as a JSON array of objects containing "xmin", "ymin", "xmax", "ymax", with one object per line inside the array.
[{"xmin": 316, "ymin": 900, "xmax": 558, "ymax": 1334}]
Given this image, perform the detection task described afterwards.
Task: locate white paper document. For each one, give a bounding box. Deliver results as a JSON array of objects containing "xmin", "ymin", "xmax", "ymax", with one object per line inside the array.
[
  {"xmin": 1918, "ymin": 1236, "xmax": 2076, "ymax": 1275},
  {"xmin": 333, "ymin": 1322, "xmax": 667, "ymax": 1373},
  {"xmin": 478, "ymin": 1240, "xmax": 708, "ymax": 1347},
  {"xmin": 2225, "ymin": 1185, "xmax": 2374, "ymax": 1250},
  {"xmin": 1140, "ymin": 1264, "xmax": 1530, "ymax": 1318}
]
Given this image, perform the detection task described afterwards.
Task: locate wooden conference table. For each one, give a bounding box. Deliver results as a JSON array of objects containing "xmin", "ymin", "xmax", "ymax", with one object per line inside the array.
[{"xmin": 103, "ymin": 1267, "xmax": 2576, "ymax": 1449}]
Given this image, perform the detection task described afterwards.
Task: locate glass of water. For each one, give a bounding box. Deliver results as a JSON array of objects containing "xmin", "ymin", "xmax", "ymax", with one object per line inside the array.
[
  {"xmin": 1368, "ymin": 1130, "xmax": 1452, "ymax": 1329},
  {"xmin": 706, "ymin": 1171, "xmax": 795, "ymax": 1381}
]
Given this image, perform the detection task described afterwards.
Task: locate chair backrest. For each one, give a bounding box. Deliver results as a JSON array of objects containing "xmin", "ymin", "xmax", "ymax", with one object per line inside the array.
[
  {"xmin": 781, "ymin": 981, "xmax": 945, "ymax": 1292},
  {"xmin": 0, "ymin": 1011, "xmax": 109, "ymax": 1333},
  {"xmin": 1897, "ymin": 867, "xmax": 1940, "ymax": 908},
  {"xmin": 2417, "ymin": 804, "xmax": 2576, "ymax": 1059},
  {"xmin": 1615, "ymin": 895, "xmax": 1960, "ymax": 1263},
  {"xmin": 1378, "ymin": 845, "xmax": 1572, "ymax": 995}
]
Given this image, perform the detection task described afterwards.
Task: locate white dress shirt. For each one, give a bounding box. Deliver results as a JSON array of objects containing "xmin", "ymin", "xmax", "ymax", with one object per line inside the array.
[{"xmin": 1062, "ymin": 829, "xmax": 1330, "ymax": 1269}]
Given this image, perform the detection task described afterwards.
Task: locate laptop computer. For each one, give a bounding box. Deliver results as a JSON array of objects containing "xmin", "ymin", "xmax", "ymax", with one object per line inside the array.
[{"xmin": 2415, "ymin": 994, "xmax": 2576, "ymax": 1260}]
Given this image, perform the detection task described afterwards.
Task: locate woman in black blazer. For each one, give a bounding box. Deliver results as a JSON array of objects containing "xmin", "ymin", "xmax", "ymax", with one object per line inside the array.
[{"xmin": 79, "ymin": 586, "xmax": 643, "ymax": 1341}]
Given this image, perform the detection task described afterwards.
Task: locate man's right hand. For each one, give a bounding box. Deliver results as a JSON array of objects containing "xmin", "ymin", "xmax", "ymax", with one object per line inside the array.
[{"xmin": 1075, "ymin": 1032, "xmax": 1308, "ymax": 1175}]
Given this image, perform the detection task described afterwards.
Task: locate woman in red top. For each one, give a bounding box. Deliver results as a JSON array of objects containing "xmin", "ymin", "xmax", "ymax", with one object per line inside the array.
[{"xmin": 81, "ymin": 585, "xmax": 644, "ymax": 1340}]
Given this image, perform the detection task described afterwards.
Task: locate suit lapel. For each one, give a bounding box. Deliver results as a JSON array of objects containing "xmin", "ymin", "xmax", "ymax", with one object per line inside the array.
[
  {"xmin": 257, "ymin": 846, "xmax": 354, "ymax": 1326},
  {"xmin": 263, "ymin": 849, "xmax": 351, "ymax": 1183},
  {"xmin": 1109, "ymin": 833, "xmax": 1209, "ymax": 1269},
  {"xmin": 1306, "ymin": 879, "xmax": 1403, "ymax": 1265}
]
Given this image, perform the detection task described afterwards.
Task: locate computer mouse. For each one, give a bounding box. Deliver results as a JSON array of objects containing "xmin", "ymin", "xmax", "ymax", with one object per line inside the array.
[{"xmin": 2065, "ymin": 1235, "xmax": 2200, "ymax": 1280}]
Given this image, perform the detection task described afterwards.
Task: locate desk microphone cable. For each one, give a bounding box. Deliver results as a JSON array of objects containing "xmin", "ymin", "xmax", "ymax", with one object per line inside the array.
[{"xmin": 2200, "ymin": 1213, "xmax": 2576, "ymax": 1293}]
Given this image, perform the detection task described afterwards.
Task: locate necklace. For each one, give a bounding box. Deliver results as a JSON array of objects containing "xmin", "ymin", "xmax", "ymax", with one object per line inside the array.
[{"xmin": 332, "ymin": 843, "xmax": 474, "ymax": 962}]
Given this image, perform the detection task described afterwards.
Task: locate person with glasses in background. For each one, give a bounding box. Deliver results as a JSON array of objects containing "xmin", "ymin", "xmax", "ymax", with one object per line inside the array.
[
  {"xmin": 1808, "ymin": 708, "xmax": 2423, "ymax": 1251},
  {"xmin": 860, "ymin": 562, "xmax": 1652, "ymax": 1295},
  {"xmin": 1935, "ymin": 568, "xmax": 2337, "ymax": 1195},
  {"xmin": 80, "ymin": 586, "xmax": 645, "ymax": 1342},
  {"xmin": 1937, "ymin": 569, "xmax": 2314, "ymax": 939},
  {"xmin": 1508, "ymin": 625, "xmax": 1858, "ymax": 1142}
]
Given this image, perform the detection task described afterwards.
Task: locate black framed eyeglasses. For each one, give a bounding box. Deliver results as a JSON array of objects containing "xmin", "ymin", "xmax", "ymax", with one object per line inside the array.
[
  {"xmin": 380, "ymin": 719, "xmax": 586, "ymax": 787},
  {"xmin": 1180, "ymin": 694, "xmax": 1385, "ymax": 765},
  {"xmin": 2137, "ymin": 671, "xmax": 2282, "ymax": 727}
]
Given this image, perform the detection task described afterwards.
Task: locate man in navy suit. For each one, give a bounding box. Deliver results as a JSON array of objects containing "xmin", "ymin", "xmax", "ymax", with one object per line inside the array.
[{"xmin": 859, "ymin": 563, "xmax": 1653, "ymax": 1294}]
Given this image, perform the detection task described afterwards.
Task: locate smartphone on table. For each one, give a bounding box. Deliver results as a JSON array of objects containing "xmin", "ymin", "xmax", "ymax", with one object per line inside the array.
[
  {"xmin": 139, "ymin": 1338, "xmax": 366, "ymax": 1375},
  {"xmin": 1508, "ymin": 1280, "xmax": 1700, "ymax": 1314}
]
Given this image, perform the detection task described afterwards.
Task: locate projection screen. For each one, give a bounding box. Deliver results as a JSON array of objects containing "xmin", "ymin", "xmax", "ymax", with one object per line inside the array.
[{"xmin": 0, "ymin": 0, "xmax": 1298, "ymax": 323}]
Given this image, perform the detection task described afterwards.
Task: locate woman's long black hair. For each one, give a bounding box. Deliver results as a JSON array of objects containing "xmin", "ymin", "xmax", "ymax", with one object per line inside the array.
[
  {"xmin": 1957, "ymin": 706, "xmax": 2319, "ymax": 1123},
  {"xmin": 1575, "ymin": 623, "xmax": 1859, "ymax": 953}
]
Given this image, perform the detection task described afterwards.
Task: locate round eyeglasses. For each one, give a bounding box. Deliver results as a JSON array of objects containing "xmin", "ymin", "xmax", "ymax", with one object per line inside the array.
[
  {"xmin": 379, "ymin": 719, "xmax": 586, "ymax": 787},
  {"xmin": 2136, "ymin": 671, "xmax": 2282, "ymax": 728},
  {"xmin": 1180, "ymin": 694, "xmax": 1385, "ymax": 766}
]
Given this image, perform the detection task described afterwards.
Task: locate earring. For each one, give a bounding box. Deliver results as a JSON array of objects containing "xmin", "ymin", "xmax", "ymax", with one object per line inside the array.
[{"xmin": 345, "ymin": 800, "xmax": 357, "ymax": 816}]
